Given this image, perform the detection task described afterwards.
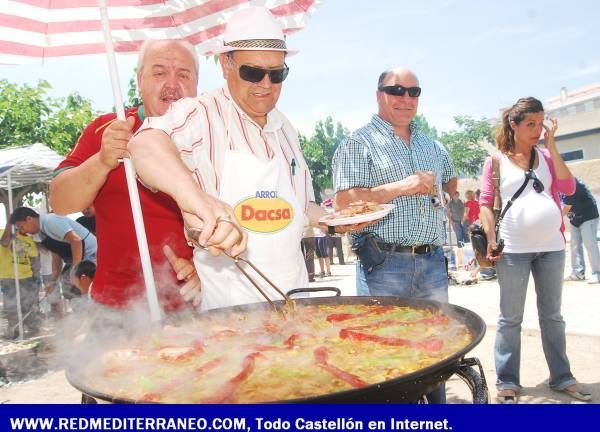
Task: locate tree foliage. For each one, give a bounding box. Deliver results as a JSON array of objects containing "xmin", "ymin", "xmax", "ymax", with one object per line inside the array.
[
  {"xmin": 299, "ymin": 117, "xmax": 349, "ymax": 202},
  {"xmin": 44, "ymin": 93, "xmax": 96, "ymax": 155},
  {"xmin": 439, "ymin": 116, "xmax": 493, "ymax": 177},
  {"xmin": 413, "ymin": 114, "xmax": 439, "ymax": 140},
  {"xmin": 0, "ymin": 79, "xmax": 96, "ymax": 155},
  {"xmin": 0, "ymin": 79, "xmax": 96, "ymax": 215},
  {"xmin": 0, "ymin": 80, "xmax": 50, "ymax": 146},
  {"xmin": 126, "ymin": 70, "xmax": 142, "ymax": 109}
]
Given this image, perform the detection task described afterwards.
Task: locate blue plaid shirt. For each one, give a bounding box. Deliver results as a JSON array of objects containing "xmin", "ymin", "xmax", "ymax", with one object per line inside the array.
[{"xmin": 332, "ymin": 115, "xmax": 456, "ymax": 246}]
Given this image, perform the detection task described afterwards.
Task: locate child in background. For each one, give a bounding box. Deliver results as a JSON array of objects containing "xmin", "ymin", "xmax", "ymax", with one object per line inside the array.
[
  {"xmin": 463, "ymin": 190, "xmax": 480, "ymax": 227},
  {"xmin": 467, "ymin": 224, "xmax": 497, "ymax": 281},
  {"xmin": 69, "ymin": 260, "xmax": 95, "ymax": 312},
  {"xmin": 70, "ymin": 260, "xmax": 95, "ymax": 295}
]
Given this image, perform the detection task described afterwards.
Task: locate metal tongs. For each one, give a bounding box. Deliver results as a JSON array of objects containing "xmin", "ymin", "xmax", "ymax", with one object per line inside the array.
[{"xmin": 185, "ymin": 220, "xmax": 295, "ymax": 317}]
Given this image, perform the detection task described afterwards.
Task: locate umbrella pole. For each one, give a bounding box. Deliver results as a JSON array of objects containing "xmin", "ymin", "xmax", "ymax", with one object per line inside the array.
[
  {"xmin": 98, "ymin": 0, "xmax": 161, "ymax": 322},
  {"xmin": 7, "ymin": 173, "xmax": 24, "ymax": 340}
]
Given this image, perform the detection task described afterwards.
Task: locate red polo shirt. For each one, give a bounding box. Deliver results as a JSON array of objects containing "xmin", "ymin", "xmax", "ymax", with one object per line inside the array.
[{"xmin": 55, "ymin": 107, "xmax": 193, "ymax": 311}]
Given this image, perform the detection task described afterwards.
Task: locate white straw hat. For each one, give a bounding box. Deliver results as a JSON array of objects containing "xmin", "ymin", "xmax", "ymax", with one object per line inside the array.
[{"xmin": 205, "ymin": 6, "xmax": 298, "ymax": 56}]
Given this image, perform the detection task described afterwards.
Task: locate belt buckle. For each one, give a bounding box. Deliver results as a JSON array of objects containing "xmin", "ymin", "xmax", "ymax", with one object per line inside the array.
[{"xmin": 412, "ymin": 245, "xmax": 431, "ymax": 254}]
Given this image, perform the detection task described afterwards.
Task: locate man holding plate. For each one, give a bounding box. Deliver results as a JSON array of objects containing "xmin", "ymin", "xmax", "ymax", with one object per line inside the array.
[{"xmin": 332, "ymin": 67, "xmax": 457, "ymax": 403}]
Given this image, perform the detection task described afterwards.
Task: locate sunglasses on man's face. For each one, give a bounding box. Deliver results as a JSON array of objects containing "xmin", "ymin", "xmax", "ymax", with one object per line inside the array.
[
  {"xmin": 378, "ymin": 85, "xmax": 422, "ymax": 97},
  {"xmin": 229, "ymin": 57, "xmax": 289, "ymax": 84},
  {"xmin": 526, "ymin": 170, "xmax": 544, "ymax": 193}
]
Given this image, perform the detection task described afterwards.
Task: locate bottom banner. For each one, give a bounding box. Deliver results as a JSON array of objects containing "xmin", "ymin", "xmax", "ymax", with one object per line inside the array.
[{"xmin": 1, "ymin": 404, "xmax": 598, "ymax": 432}]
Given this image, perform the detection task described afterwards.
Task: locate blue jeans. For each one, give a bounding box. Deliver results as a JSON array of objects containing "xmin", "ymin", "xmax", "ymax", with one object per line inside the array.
[
  {"xmin": 360, "ymin": 246, "xmax": 449, "ymax": 302},
  {"xmin": 356, "ymin": 261, "xmax": 370, "ymax": 296},
  {"xmin": 451, "ymin": 220, "xmax": 468, "ymax": 244},
  {"xmin": 569, "ymin": 217, "xmax": 600, "ymax": 277},
  {"xmin": 357, "ymin": 246, "xmax": 449, "ymax": 403},
  {"xmin": 495, "ymin": 250, "xmax": 576, "ymax": 391}
]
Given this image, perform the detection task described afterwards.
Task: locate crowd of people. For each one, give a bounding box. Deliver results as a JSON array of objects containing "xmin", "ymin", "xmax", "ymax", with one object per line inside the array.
[{"xmin": 0, "ymin": 6, "xmax": 597, "ymax": 404}]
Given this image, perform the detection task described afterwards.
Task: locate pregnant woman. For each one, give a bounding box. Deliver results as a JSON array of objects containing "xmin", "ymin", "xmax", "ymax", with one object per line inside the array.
[{"xmin": 479, "ymin": 96, "xmax": 591, "ymax": 403}]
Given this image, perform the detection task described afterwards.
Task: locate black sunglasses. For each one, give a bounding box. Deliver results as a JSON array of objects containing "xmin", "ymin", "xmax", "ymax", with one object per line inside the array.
[
  {"xmin": 525, "ymin": 170, "xmax": 544, "ymax": 193},
  {"xmin": 378, "ymin": 85, "xmax": 421, "ymax": 97},
  {"xmin": 229, "ymin": 56, "xmax": 289, "ymax": 84}
]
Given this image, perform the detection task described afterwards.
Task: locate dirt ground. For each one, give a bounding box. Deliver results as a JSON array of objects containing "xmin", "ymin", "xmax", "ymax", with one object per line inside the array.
[{"xmin": 445, "ymin": 327, "xmax": 600, "ymax": 404}]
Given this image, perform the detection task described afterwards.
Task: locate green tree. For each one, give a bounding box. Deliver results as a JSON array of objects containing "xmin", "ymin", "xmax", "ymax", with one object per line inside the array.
[
  {"xmin": 44, "ymin": 93, "xmax": 96, "ymax": 155},
  {"xmin": 300, "ymin": 117, "xmax": 349, "ymax": 202},
  {"xmin": 0, "ymin": 80, "xmax": 51, "ymax": 146},
  {"xmin": 413, "ymin": 114, "xmax": 439, "ymax": 140},
  {"xmin": 125, "ymin": 69, "xmax": 142, "ymax": 109},
  {"xmin": 439, "ymin": 116, "xmax": 493, "ymax": 177},
  {"xmin": 0, "ymin": 79, "xmax": 95, "ymax": 154},
  {"xmin": 0, "ymin": 79, "xmax": 96, "ymax": 217}
]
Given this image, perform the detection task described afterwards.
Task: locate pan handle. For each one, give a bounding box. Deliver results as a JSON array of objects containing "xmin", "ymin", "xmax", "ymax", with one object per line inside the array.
[
  {"xmin": 81, "ymin": 393, "xmax": 98, "ymax": 404},
  {"xmin": 286, "ymin": 287, "xmax": 342, "ymax": 297},
  {"xmin": 454, "ymin": 357, "xmax": 489, "ymax": 404}
]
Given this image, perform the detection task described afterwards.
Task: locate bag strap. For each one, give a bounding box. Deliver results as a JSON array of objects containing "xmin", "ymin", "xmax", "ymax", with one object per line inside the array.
[
  {"xmin": 492, "ymin": 155, "xmax": 501, "ymax": 221},
  {"xmin": 494, "ymin": 148, "xmax": 537, "ymax": 233}
]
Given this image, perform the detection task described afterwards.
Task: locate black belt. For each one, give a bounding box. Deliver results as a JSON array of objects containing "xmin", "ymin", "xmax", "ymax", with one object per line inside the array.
[{"xmin": 378, "ymin": 243, "xmax": 438, "ymax": 254}]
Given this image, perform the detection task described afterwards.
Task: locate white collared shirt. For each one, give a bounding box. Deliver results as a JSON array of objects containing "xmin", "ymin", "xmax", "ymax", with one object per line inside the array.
[{"xmin": 139, "ymin": 87, "xmax": 314, "ymax": 211}]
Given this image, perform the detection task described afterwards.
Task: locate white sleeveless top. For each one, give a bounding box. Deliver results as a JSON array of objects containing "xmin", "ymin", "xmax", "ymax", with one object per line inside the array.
[{"xmin": 498, "ymin": 149, "xmax": 564, "ymax": 253}]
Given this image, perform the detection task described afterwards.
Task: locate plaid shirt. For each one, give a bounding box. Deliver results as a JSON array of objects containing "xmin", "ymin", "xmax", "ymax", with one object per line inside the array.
[{"xmin": 332, "ymin": 114, "xmax": 456, "ymax": 246}]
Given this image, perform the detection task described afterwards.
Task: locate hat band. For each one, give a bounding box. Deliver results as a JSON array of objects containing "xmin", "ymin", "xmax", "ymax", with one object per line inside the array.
[{"xmin": 225, "ymin": 39, "xmax": 287, "ymax": 50}]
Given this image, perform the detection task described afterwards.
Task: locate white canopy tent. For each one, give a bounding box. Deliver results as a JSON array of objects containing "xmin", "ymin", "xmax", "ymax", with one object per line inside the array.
[
  {"xmin": 0, "ymin": 143, "xmax": 63, "ymax": 189},
  {"xmin": 0, "ymin": 143, "xmax": 63, "ymax": 340}
]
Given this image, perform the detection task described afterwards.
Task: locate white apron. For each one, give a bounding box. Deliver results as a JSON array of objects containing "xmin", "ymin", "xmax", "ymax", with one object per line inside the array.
[{"xmin": 194, "ymin": 139, "xmax": 308, "ymax": 310}]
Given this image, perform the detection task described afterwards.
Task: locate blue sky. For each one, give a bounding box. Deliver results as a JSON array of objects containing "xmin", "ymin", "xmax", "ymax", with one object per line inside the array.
[{"xmin": 1, "ymin": 0, "xmax": 599, "ymax": 136}]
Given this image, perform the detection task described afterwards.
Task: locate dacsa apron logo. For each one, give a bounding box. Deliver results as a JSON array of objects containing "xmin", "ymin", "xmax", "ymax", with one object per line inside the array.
[{"xmin": 234, "ymin": 191, "xmax": 294, "ymax": 233}]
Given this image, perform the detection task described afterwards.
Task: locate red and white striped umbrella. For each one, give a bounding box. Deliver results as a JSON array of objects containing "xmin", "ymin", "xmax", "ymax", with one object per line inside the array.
[
  {"xmin": 0, "ymin": 0, "xmax": 323, "ymax": 322},
  {"xmin": 0, "ymin": 0, "xmax": 322, "ymax": 64}
]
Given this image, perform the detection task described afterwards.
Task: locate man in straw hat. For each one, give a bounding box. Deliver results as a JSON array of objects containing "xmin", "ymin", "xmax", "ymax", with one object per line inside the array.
[{"xmin": 129, "ymin": 6, "xmax": 355, "ymax": 310}]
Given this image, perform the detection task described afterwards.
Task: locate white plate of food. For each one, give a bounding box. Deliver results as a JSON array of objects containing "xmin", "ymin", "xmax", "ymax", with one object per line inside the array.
[{"xmin": 319, "ymin": 201, "xmax": 395, "ymax": 226}]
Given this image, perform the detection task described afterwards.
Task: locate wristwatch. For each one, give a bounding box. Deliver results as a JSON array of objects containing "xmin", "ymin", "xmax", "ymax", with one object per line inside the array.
[{"xmin": 327, "ymin": 225, "xmax": 336, "ymax": 235}]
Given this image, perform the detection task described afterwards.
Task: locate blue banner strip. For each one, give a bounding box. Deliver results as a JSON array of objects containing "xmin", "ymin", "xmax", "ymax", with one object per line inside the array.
[{"xmin": 1, "ymin": 405, "xmax": 599, "ymax": 432}]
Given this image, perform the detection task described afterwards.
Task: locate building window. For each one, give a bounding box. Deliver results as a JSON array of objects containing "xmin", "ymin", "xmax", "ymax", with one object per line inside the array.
[{"xmin": 561, "ymin": 149, "xmax": 584, "ymax": 162}]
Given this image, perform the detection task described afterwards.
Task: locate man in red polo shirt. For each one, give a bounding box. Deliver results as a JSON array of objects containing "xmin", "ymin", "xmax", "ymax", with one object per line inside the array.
[{"xmin": 50, "ymin": 39, "xmax": 240, "ymax": 312}]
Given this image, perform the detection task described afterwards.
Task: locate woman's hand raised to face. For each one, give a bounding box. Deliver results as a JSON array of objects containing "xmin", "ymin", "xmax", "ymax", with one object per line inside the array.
[{"xmin": 543, "ymin": 117, "xmax": 559, "ymax": 149}]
